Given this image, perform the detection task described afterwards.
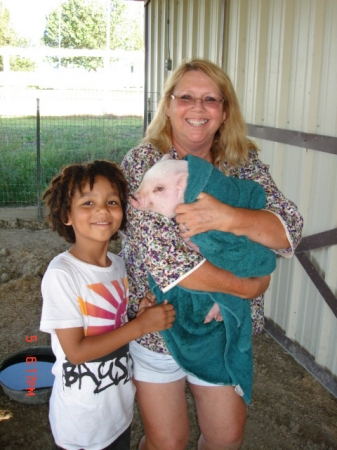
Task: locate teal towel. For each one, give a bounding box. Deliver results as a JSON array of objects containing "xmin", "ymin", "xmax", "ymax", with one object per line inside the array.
[
  {"xmin": 186, "ymin": 154, "xmax": 276, "ymax": 276},
  {"xmin": 149, "ymin": 155, "xmax": 276, "ymax": 404}
]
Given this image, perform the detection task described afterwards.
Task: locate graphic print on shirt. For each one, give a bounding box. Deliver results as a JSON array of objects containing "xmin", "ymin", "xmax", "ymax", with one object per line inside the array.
[
  {"xmin": 78, "ymin": 278, "xmax": 129, "ymax": 336},
  {"xmin": 62, "ymin": 277, "xmax": 131, "ymax": 394},
  {"xmin": 62, "ymin": 345, "xmax": 132, "ymax": 394}
]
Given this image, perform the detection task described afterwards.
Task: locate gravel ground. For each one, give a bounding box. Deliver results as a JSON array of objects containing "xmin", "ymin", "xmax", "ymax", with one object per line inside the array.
[{"xmin": 0, "ymin": 224, "xmax": 337, "ymax": 450}]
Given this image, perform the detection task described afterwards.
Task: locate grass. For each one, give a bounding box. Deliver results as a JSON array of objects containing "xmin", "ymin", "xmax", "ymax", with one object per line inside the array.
[{"xmin": 0, "ymin": 115, "xmax": 143, "ymax": 207}]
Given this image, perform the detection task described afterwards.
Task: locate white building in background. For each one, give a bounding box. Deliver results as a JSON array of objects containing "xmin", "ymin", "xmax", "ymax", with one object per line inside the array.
[{"xmin": 0, "ymin": 49, "xmax": 144, "ymax": 116}]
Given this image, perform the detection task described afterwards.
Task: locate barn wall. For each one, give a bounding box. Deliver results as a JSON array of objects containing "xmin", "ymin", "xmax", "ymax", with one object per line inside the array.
[
  {"xmin": 225, "ymin": 0, "xmax": 337, "ymax": 384},
  {"xmin": 144, "ymin": 0, "xmax": 337, "ymax": 389}
]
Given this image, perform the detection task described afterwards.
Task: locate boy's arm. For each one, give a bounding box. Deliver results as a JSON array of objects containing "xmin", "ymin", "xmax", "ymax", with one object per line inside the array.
[{"xmin": 56, "ymin": 300, "xmax": 175, "ymax": 365}]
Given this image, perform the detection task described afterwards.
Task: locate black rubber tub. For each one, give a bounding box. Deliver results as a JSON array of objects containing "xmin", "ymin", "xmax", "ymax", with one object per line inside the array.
[{"xmin": 0, "ymin": 346, "xmax": 55, "ymax": 404}]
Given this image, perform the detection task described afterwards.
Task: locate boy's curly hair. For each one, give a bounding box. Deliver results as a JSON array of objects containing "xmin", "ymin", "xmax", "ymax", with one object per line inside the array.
[{"xmin": 42, "ymin": 160, "xmax": 129, "ymax": 244}]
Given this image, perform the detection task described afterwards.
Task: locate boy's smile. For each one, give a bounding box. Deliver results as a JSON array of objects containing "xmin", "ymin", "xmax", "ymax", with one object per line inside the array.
[{"xmin": 64, "ymin": 175, "xmax": 123, "ymax": 259}]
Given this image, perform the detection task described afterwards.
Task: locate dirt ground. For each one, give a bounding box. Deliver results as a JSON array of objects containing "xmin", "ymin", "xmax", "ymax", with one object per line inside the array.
[{"xmin": 0, "ymin": 224, "xmax": 337, "ymax": 450}]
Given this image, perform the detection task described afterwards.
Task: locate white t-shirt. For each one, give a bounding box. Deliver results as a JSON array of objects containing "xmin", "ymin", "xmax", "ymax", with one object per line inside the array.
[{"xmin": 40, "ymin": 251, "xmax": 135, "ymax": 450}]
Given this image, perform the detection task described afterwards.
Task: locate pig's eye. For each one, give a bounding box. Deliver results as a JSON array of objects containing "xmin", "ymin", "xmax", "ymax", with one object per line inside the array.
[{"xmin": 154, "ymin": 186, "xmax": 164, "ymax": 192}]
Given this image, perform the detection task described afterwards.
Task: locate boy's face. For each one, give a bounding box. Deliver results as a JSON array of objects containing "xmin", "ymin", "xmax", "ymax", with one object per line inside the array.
[{"xmin": 64, "ymin": 176, "xmax": 123, "ymax": 246}]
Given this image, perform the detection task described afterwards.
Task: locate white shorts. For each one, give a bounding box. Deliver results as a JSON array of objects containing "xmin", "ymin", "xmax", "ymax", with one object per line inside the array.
[{"xmin": 129, "ymin": 340, "xmax": 223, "ymax": 387}]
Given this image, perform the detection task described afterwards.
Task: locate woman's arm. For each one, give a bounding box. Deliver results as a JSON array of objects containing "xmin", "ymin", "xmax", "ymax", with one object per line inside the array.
[
  {"xmin": 55, "ymin": 301, "xmax": 175, "ymax": 365},
  {"xmin": 121, "ymin": 145, "xmax": 272, "ymax": 300},
  {"xmin": 175, "ymin": 151, "xmax": 303, "ymax": 255},
  {"xmin": 175, "ymin": 193, "xmax": 290, "ymax": 249},
  {"xmin": 178, "ymin": 260, "xmax": 271, "ymax": 299}
]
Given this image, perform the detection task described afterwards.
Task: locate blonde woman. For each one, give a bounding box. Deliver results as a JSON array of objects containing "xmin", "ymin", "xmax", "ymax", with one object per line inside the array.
[{"xmin": 120, "ymin": 59, "xmax": 303, "ymax": 450}]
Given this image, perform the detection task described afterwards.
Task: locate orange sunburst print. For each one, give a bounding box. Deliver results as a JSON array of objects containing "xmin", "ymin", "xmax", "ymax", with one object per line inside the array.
[{"xmin": 78, "ymin": 278, "xmax": 129, "ymax": 336}]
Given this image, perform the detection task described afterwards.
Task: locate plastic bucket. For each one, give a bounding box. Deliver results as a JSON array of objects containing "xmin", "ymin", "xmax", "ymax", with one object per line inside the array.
[{"xmin": 0, "ymin": 346, "xmax": 55, "ymax": 405}]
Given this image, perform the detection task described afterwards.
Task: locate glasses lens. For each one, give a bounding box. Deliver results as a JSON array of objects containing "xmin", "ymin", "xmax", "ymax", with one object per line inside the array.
[
  {"xmin": 179, "ymin": 96, "xmax": 193, "ymax": 105},
  {"xmin": 203, "ymin": 97, "xmax": 222, "ymax": 107},
  {"xmin": 173, "ymin": 95, "xmax": 223, "ymax": 107}
]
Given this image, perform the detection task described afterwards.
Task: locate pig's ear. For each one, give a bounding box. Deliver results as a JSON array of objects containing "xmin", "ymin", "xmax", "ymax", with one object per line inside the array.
[
  {"xmin": 176, "ymin": 173, "xmax": 188, "ymax": 190},
  {"xmin": 160, "ymin": 154, "xmax": 172, "ymax": 162}
]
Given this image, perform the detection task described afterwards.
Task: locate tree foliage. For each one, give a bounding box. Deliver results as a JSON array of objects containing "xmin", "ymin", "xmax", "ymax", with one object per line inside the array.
[
  {"xmin": 0, "ymin": 2, "xmax": 35, "ymax": 71},
  {"xmin": 43, "ymin": 0, "xmax": 143, "ymax": 71}
]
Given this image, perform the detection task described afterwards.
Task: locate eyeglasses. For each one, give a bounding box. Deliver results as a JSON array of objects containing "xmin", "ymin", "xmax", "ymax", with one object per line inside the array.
[{"xmin": 170, "ymin": 94, "xmax": 224, "ymax": 108}]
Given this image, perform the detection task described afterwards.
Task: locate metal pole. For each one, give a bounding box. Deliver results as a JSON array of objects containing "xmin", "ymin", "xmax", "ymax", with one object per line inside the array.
[
  {"xmin": 36, "ymin": 98, "xmax": 42, "ymax": 220},
  {"xmin": 105, "ymin": 0, "xmax": 111, "ymax": 70},
  {"xmin": 58, "ymin": 2, "xmax": 62, "ymax": 68},
  {"xmin": 143, "ymin": 1, "xmax": 149, "ymax": 135}
]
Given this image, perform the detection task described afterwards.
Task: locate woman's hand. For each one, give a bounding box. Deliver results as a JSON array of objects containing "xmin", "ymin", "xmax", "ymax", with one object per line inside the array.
[
  {"xmin": 175, "ymin": 192, "xmax": 234, "ymax": 237},
  {"xmin": 175, "ymin": 192, "xmax": 290, "ymax": 250}
]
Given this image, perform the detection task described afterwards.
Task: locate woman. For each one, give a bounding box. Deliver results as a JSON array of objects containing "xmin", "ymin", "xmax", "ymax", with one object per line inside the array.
[{"xmin": 120, "ymin": 59, "xmax": 303, "ymax": 450}]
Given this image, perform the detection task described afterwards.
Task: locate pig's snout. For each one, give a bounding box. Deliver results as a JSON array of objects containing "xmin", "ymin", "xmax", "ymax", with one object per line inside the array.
[
  {"xmin": 129, "ymin": 193, "xmax": 140, "ymax": 209},
  {"xmin": 130, "ymin": 191, "xmax": 149, "ymax": 211}
]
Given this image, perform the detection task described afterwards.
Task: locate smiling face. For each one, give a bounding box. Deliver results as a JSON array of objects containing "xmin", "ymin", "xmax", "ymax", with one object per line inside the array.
[
  {"xmin": 165, "ymin": 70, "xmax": 227, "ymax": 160},
  {"xmin": 65, "ymin": 175, "xmax": 123, "ymax": 248}
]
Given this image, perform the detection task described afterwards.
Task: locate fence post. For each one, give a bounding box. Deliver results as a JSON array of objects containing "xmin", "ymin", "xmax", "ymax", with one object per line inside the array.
[{"xmin": 36, "ymin": 98, "xmax": 42, "ymax": 220}]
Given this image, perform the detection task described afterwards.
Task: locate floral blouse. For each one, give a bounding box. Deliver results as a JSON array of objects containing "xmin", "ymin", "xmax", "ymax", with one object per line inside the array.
[{"xmin": 120, "ymin": 143, "xmax": 303, "ymax": 354}]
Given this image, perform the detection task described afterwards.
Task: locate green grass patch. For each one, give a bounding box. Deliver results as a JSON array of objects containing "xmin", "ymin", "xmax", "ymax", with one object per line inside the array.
[{"xmin": 0, "ymin": 115, "xmax": 143, "ymax": 206}]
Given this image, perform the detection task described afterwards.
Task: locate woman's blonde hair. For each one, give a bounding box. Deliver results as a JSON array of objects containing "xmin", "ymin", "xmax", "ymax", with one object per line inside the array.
[{"xmin": 142, "ymin": 58, "xmax": 258, "ymax": 167}]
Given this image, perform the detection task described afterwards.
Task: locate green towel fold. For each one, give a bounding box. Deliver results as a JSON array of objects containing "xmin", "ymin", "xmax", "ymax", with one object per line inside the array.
[{"xmin": 149, "ymin": 155, "xmax": 276, "ymax": 404}]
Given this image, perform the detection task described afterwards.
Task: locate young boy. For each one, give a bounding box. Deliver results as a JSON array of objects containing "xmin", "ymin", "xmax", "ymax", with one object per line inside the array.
[{"xmin": 40, "ymin": 160, "xmax": 175, "ymax": 450}]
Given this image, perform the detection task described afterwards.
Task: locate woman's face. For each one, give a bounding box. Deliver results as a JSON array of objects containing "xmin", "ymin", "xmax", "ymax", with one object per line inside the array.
[{"xmin": 165, "ymin": 70, "xmax": 226, "ymax": 160}]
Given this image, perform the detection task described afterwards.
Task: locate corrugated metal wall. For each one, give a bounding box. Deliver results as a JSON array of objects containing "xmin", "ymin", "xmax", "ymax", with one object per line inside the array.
[
  {"xmin": 144, "ymin": 0, "xmax": 226, "ymax": 120},
  {"xmin": 225, "ymin": 0, "xmax": 337, "ymax": 382},
  {"xmin": 144, "ymin": 0, "xmax": 337, "ymax": 386}
]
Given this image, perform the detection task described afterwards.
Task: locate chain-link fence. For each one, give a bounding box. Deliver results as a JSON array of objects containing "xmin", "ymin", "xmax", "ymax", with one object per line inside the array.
[{"xmin": 0, "ymin": 88, "xmax": 149, "ymax": 215}]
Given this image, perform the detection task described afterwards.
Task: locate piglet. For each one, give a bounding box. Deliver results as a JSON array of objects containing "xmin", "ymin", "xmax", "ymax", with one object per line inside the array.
[
  {"xmin": 130, "ymin": 155, "xmax": 188, "ymax": 218},
  {"xmin": 130, "ymin": 154, "xmax": 222, "ymax": 324}
]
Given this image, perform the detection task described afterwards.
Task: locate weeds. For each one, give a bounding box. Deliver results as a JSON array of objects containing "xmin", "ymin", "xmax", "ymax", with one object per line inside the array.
[{"xmin": 0, "ymin": 115, "xmax": 143, "ymax": 206}]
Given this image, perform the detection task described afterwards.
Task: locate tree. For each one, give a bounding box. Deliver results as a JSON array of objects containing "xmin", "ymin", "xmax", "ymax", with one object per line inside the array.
[
  {"xmin": 43, "ymin": 0, "xmax": 143, "ymax": 71},
  {"xmin": 108, "ymin": 0, "xmax": 143, "ymax": 50},
  {"xmin": 0, "ymin": 2, "xmax": 15, "ymax": 46},
  {"xmin": 0, "ymin": 2, "xmax": 35, "ymax": 71}
]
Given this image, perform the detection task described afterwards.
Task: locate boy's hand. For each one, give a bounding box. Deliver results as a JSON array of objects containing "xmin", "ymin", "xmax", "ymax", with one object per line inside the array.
[
  {"xmin": 136, "ymin": 300, "xmax": 175, "ymax": 333},
  {"xmin": 137, "ymin": 291, "xmax": 156, "ymax": 317}
]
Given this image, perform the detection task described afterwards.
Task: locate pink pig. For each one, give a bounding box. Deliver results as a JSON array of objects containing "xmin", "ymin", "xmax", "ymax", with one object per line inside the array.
[
  {"xmin": 130, "ymin": 155, "xmax": 222, "ymax": 324},
  {"xmin": 130, "ymin": 155, "xmax": 188, "ymax": 217}
]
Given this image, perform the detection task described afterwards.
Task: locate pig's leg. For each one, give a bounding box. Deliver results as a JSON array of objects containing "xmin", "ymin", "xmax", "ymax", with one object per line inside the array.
[{"xmin": 204, "ymin": 303, "xmax": 223, "ymax": 323}]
